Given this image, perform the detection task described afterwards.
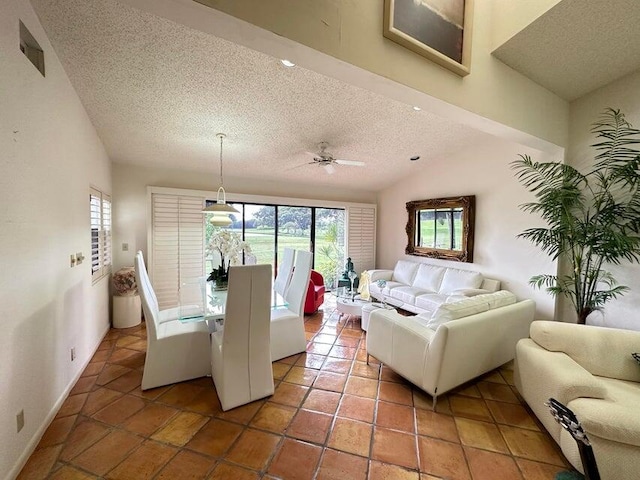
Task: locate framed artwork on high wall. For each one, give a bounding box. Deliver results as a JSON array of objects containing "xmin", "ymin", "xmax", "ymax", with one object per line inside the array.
[{"xmin": 383, "ymin": 0, "xmax": 473, "ymax": 77}]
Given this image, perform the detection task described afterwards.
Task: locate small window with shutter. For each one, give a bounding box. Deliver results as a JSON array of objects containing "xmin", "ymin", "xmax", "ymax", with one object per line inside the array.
[{"xmin": 90, "ymin": 187, "xmax": 112, "ymax": 281}]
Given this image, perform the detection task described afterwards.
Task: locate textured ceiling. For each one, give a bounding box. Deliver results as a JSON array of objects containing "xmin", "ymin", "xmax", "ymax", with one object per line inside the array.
[
  {"xmin": 493, "ymin": 0, "xmax": 640, "ymax": 102},
  {"xmin": 30, "ymin": 0, "xmax": 493, "ymax": 192}
]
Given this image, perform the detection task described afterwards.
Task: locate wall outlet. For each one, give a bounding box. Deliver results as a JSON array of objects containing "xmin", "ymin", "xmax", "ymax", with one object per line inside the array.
[
  {"xmin": 122, "ymin": 243, "xmax": 129, "ymax": 252},
  {"xmin": 70, "ymin": 347, "xmax": 76, "ymax": 362},
  {"xmin": 16, "ymin": 410, "xmax": 24, "ymax": 433}
]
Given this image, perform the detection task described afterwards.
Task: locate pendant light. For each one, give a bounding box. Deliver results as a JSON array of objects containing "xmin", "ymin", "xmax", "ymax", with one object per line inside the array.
[{"xmin": 203, "ymin": 133, "xmax": 239, "ymax": 226}]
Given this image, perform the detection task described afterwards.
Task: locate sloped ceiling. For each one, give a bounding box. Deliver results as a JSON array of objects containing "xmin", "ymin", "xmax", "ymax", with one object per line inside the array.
[
  {"xmin": 493, "ymin": 0, "xmax": 640, "ymax": 101},
  {"xmin": 30, "ymin": 0, "xmax": 495, "ymax": 192}
]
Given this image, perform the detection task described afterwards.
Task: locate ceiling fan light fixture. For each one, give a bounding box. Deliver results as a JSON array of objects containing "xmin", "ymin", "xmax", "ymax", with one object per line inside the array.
[{"xmin": 324, "ymin": 163, "xmax": 336, "ymax": 174}]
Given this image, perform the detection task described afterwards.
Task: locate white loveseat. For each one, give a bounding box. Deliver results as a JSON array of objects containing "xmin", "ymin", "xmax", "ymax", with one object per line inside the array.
[
  {"xmin": 368, "ymin": 260, "xmax": 500, "ymax": 314},
  {"xmin": 516, "ymin": 321, "xmax": 640, "ymax": 479},
  {"xmin": 367, "ymin": 291, "xmax": 535, "ymax": 406}
]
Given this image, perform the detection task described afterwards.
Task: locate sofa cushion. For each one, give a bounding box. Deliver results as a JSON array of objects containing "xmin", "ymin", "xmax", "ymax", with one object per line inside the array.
[
  {"xmin": 438, "ymin": 269, "xmax": 483, "ymax": 295},
  {"xmin": 415, "ymin": 293, "xmax": 449, "ymax": 311},
  {"xmin": 388, "ymin": 286, "xmax": 430, "ymax": 305},
  {"xmin": 431, "ymin": 296, "xmax": 490, "ymax": 324},
  {"xmin": 392, "ymin": 260, "xmax": 420, "ymax": 285},
  {"xmin": 469, "ymin": 290, "xmax": 517, "ymax": 309},
  {"xmin": 412, "ymin": 264, "xmax": 445, "ymax": 293}
]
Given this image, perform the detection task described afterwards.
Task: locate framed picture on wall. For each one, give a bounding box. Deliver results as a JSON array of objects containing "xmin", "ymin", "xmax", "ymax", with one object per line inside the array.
[{"xmin": 383, "ymin": 0, "xmax": 473, "ymax": 77}]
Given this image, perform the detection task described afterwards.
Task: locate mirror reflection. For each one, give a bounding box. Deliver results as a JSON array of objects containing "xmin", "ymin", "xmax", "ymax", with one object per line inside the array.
[{"xmin": 406, "ymin": 196, "xmax": 475, "ymax": 262}]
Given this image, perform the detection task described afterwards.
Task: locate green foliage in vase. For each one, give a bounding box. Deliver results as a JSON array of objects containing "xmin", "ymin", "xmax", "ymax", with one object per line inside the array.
[{"xmin": 512, "ymin": 108, "xmax": 640, "ymax": 324}]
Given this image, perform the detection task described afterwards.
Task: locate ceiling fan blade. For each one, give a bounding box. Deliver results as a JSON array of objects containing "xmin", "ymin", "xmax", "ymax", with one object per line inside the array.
[
  {"xmin": 284, "ymin": 162, "xmax": 314, "ymax": 172},
  {"xmin": 335, "ymin": 159, "xmax": 365, "ymax": 166}
]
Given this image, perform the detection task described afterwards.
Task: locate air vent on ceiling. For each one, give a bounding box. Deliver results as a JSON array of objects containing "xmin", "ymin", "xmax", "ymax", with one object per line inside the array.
[{"xmin": 19, "ymin": 20, "xmax": 45, "ymax": 77}]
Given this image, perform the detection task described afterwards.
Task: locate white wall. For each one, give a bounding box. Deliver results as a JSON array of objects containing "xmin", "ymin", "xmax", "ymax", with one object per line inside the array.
[
  {"xmin": 112, "ymin": 163, "xmax": 376, "ymax": 270},
  {"xmin": 0, "ymin": 1, "xmax": 112, "ymax": 477},
  {"xmin": 376, "ymin": 138, "xmax": 559, "ymax": 320},
  {"xmin": 564, "ymin": 70, "xmax": 640, "ymax": 330}
]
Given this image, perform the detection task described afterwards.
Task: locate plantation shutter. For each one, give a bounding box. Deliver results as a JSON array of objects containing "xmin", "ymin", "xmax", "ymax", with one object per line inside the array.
[
  {"xmin": 347, "ymin": 206, "xmax": 376, "ymax": 273},
  {"xmin": 151, "ymin": 193, "xmax": 205, "ymax": 309},
  {"xmin": 90, "ymin": 187, "xmax": 111, "ymax": 280}
]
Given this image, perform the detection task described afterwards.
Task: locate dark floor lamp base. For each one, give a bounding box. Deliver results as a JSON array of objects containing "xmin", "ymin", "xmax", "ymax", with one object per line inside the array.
[{"xmin": 555, "ymin": 471, "xmax": 584, "ymax": 480}]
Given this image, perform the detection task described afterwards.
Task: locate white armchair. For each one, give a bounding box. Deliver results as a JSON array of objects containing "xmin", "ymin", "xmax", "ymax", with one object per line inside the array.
[
  {"xmin": 270, "ymin": 250, "xmax": 312, "ymax": 361},
  {"xmin": 516, "ymin": 321, "xmax": 640, "ymax": 478},
  {"xmin": 211, "ymin": 264, "xmax": 274, "ymax": 411},
  {"xmin": 135, "ymin": 252, "xmax": 211, "ymax": 390}
]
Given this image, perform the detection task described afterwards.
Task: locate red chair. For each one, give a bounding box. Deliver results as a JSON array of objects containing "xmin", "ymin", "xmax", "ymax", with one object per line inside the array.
[{"xmin": 304, "ymin": 270, "xmax": 325, "ymax": 314}]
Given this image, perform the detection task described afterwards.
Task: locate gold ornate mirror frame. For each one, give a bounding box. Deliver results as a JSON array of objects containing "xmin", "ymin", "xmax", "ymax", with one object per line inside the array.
[{"xmin": 405, "ymin": 196, "xmax": 475, "ymax": 262}]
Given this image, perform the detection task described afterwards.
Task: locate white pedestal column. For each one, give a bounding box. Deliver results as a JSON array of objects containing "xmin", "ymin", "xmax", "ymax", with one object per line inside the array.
[{"xmin": 113, "ymin": 295, "xmax": 142, "ymax": 328}]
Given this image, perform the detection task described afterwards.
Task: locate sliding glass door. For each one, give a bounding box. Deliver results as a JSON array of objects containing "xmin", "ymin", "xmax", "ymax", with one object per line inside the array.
[{"xmin": 204, "ymin": 200, "xmax": 345, "ymax": 288}]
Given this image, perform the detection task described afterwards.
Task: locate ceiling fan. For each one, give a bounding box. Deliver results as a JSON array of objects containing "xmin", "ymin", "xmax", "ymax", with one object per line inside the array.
[{"xmin": 303, "ymin": 142, "xmax": 366, "ymax": 174}]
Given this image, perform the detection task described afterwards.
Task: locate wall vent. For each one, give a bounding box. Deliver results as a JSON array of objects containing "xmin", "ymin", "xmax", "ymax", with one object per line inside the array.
[{"xmin": 19, "ymin": 20, "xmax": 45, "ymax": 77}]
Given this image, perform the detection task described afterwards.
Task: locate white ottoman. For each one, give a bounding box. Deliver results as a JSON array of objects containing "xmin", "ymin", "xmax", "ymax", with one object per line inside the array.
[{"xmin": 361, "ymin": 303, "xmax": 395, "ymax": 332}]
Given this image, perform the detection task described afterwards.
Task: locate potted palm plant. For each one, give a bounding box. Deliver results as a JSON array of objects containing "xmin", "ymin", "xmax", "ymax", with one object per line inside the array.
[{"xmin": 512, "ymin": 108, "xmax": 640, "ymax": 324}]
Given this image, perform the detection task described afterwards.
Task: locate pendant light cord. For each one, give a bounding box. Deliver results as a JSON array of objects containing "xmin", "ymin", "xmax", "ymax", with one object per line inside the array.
[{"xmin": 219, "ymin": 134, "xmax": 224, "ymax": 188}]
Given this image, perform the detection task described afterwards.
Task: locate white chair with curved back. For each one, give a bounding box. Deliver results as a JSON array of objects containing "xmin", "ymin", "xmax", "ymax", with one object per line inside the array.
[
  {"xmin": 134, "ymin": 252, "xmax": 180, "ymax": 325},
  {"xmin": 211, "ymin": 264, "xmax": 274, "ymax": 411},
  {"xmin": 270, "ymin": 250, "xmax": 312, "ymax": 361},
  {"xmin": 273, "ymin": 247, "xmax": 295, "ymax": 297},
  {"xmin": 135, "ymin": 252, "xmax": 211, "ymax": 390}
]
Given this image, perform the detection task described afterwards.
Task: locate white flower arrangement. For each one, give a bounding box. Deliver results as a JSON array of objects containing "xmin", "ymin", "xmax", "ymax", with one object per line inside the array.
[{"xmin": 206, "ymin": 229, "xmax": 252, "ymax": 283}]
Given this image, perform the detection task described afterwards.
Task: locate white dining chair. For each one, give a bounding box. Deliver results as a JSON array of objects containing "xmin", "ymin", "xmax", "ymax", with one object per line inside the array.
[
  {"xmin": 135, "ymin": 251, "xmax": 180, "ymax": 324},
  {"xmin": 211, "ymin": 264, "xmax": 274, "ymax": 411},
  {"xmin": 135, "ymin": 252, "xmax": 211, "ymax": 390},
  {"xmin": 273, "ymin": 247, "xmax": 295, "ymax": 297},
  {"xmin": 270, "ymin": 250, "xmax": 312, "ymax": 361}
]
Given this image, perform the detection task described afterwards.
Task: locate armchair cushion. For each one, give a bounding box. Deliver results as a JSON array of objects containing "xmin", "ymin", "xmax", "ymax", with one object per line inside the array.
[
  {"xmin": 304, "ymin": 270, "xmax": 325, "ymax": 314},
  {"xmin": 530, "ymin": 321, "xmax": 640, "ymax": 382}
]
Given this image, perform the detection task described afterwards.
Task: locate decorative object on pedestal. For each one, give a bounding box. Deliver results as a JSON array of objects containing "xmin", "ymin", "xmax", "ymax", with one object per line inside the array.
[
  {"xmin": 112, "ymin": 267, "xmax": 141, "ymax": 328},
  {"xmin": 206, "ymin": 229, "xmax": 251, "ymax": 291},
  {"xmin": 338, "ymin": 257, "xmax": 359, "ymax": 290},
  {"xmin": 512, "ymin": 108, "xmax": 640, "ymax": 324}
]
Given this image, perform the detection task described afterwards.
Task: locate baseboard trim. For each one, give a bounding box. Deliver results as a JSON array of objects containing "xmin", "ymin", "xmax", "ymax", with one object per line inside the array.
[{"xmin": 5, "ymin": 322, "xmax": 111, "ymax": 480}]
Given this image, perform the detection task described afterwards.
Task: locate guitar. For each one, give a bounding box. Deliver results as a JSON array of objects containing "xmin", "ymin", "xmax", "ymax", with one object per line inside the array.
[{"xmin": 546, "ymin": 398, "xmax": 600, "ymax": 480}]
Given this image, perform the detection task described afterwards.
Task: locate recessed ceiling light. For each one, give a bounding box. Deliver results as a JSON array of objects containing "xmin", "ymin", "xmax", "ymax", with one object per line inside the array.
[
  {"xmin": 413, "ymin": 106, "xmax": 421, "ymax": 111},
  {"xmin": 280, "ymin": 59, "xmax": 296, "ymax": 67},
  {"xmin": 410, "ymin": 156, "xmax": 421, "ymax": 161}
]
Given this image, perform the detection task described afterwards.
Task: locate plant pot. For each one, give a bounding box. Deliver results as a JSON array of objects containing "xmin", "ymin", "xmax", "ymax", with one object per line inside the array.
[{"xmin": 212, "ymin": 278, "xmax": 228, "ymax": 291}]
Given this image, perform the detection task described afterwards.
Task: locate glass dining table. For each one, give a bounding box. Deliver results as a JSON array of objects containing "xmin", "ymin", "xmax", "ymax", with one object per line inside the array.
[{"xmin": 178, "ymin": 278, "xmax": 288, "ymax": 332}]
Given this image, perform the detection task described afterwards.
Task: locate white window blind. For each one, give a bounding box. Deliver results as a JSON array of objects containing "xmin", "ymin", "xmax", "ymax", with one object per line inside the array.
[
  {"xmin": 90, "ymin": 187, "xmax": 112, "ymax": 280},
  {"xmin": 151, "ymin": 193, "xmax": 205, "ymax": 310},
  {"xmin": 347, "ymin": 206, "xmax": 376, "ymax": 273}
]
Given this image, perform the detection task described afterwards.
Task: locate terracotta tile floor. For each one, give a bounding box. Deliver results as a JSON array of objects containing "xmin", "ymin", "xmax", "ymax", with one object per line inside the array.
[{"xmin": 18, "ymin": 295, "xmax": 576, "ymax": 479}]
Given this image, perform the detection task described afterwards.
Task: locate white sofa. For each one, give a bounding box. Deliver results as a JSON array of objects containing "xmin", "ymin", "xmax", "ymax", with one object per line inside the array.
[
  {"xmin": 367, "ymin": 291, "xmax": 535, "ymax": 407},
  {"xmin": 368, "ymin": 260, "xmax": 500, "ymax": 315},
  {"xmin": 516, "ymin": 321, "xmax": 640, "ymax": 479}
]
